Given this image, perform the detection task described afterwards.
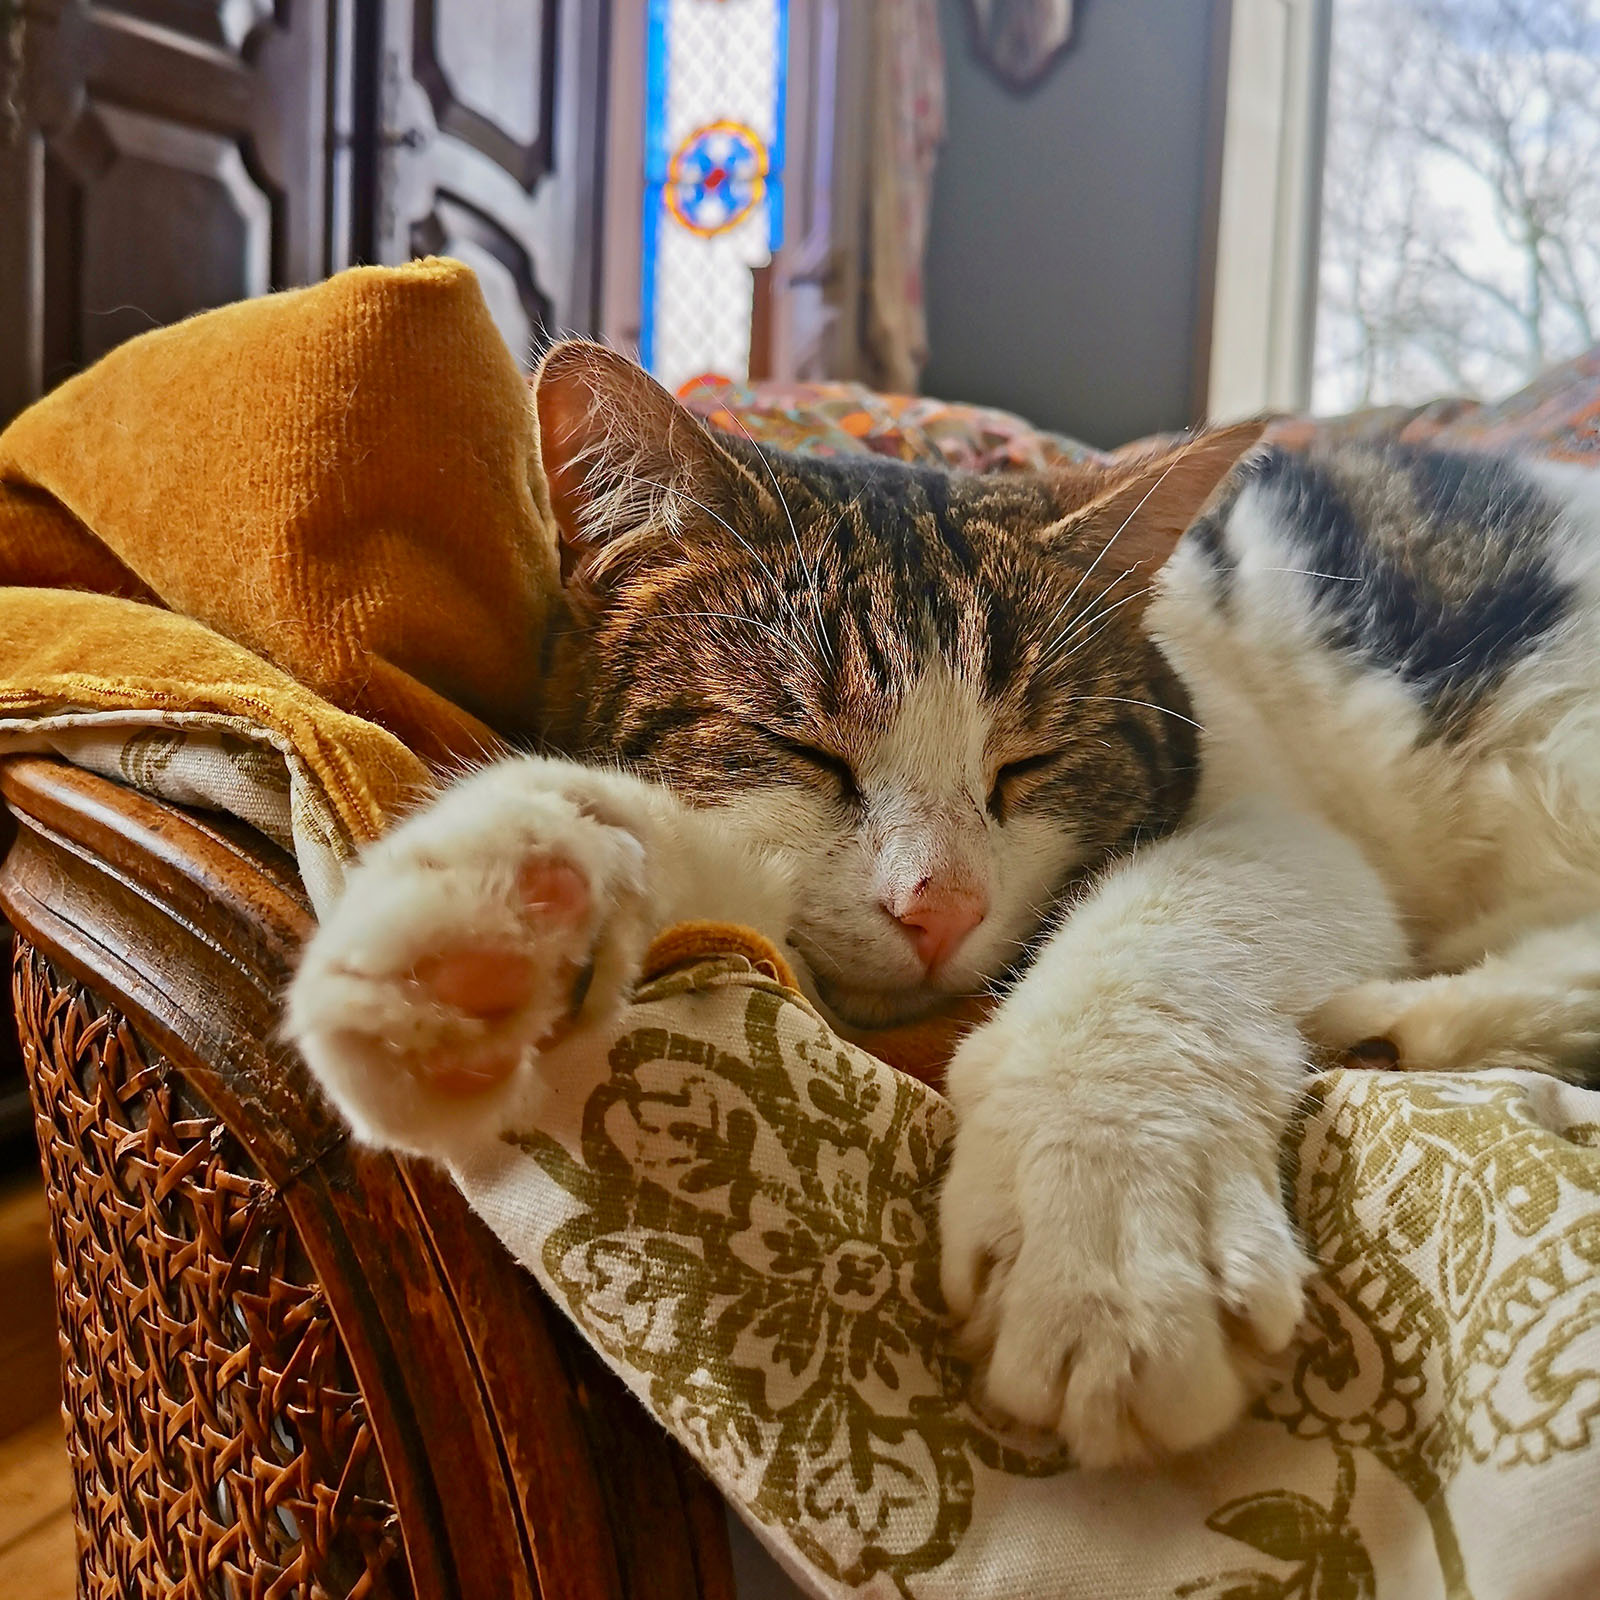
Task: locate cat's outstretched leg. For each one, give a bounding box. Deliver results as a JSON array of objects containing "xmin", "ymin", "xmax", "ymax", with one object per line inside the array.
[
  {"xmin": 939, "ymin": 800, "xmax": 1406, "ymax": 1467},
  {"xmin": 285, "ymin": 757, "xmax": 794, "ymax": 1161},
  {"xmin": 1305, "ymin": 914, "xmax": 1600, "ymax": 1084}
]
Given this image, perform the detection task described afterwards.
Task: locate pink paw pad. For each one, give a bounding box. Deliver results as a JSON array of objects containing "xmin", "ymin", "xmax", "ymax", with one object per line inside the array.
[
  {"xmin": 398, "ymin": 948, "xmax": 544, "ymax": 1097},
  {"xmin": 517, "ymin": 858, "xmax": 590, "ymax": 924},
  {"xmin": 410, "ymin": 947, "xmax": 540, "ymax": 1023},
  {"xmin": 414, "ymin": 1042, "xmax": 524, "ymax": 1099},
  {"xmin": 396, "ymin": 857, "xmax": 594, "ymax": 1097}
]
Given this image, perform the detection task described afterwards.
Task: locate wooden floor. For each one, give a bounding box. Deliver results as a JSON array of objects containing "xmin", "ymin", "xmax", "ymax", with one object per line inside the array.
[{"xmin": 0, "ymin": 1165, "xmax": 75, "ymax": 1598}]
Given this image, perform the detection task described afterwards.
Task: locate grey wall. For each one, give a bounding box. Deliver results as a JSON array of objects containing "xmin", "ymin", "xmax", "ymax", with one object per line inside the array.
[{"xmin": 923, "ymin": 0, "xmax": 1224, "ymax": 448}]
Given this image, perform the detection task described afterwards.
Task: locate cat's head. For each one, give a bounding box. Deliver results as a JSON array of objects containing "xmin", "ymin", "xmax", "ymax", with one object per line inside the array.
[{"xmin": 534, "ymin": 342, "xmax": 1260, "ymax": 1026}]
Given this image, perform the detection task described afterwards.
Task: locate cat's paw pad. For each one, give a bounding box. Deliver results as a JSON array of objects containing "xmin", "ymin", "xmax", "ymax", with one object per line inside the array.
[
  {"xmin": 286, "ymin": 762, "xmax": 655, "ymax": 1158},
  {"xmin": 940, "ymin": 1025, "xmax": 1308, "ymax": 1467},
  {"xmin": 396, "ymin": 858, "xmax": 595, "ymax": 1094}
]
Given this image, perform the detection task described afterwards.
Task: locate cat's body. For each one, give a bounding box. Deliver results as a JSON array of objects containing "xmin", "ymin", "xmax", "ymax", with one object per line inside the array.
[
  {"xmin": 1157, "ymin": 447, "xmax": 1600, "ymax": 1063},
  {"xmin": 288, "ymin": 344, "xmax": 1600, "ymax": 1468}
]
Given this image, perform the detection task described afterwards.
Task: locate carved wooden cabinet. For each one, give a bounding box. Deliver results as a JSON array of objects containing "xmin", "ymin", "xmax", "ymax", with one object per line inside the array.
[
  {"xmin": 378, "ymin": 0, "xmax": 609, "ymax": 366},
  {"xmin": 0, "ymin": 0, "xmax": 610, "ymax": 425}
]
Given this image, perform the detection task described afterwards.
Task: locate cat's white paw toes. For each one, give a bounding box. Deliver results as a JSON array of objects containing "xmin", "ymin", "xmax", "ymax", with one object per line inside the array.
[
  {"xmin": 286, "ymin": 761, "xmax": 656, "ymax": 1158},
  {"xmin": 1305, "ymin": 974, "xmax": 1600, "ymax": 1078},
  {"xmin": 939, "ymin": 1027, "xmax": 1308, "ymax": 1467}
]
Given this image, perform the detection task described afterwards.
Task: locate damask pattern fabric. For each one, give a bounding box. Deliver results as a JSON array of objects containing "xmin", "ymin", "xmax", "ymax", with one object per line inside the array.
[
  {"xmin": 0, "ymin": 709, "xmax": 367, "ymax": 913},
  {"xmin": 456, "ymin": 960, "xmax": 1600, "ymax": 1600}
]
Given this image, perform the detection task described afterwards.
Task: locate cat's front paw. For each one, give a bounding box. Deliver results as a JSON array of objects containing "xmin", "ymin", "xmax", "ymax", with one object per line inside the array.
[
  {"xmin": 939, "ymin": 1018, "xmax": 1309, "ymax": 1467},
  {"xmin": 286, "ymin": 759, "xmax": 658, "ymax": 1159}
]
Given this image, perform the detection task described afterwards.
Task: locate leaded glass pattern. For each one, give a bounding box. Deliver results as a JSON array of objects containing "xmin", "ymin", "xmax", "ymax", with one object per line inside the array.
[{"xmin": 641, "ymin": 0, "xmax": 788, "ymax": 394}]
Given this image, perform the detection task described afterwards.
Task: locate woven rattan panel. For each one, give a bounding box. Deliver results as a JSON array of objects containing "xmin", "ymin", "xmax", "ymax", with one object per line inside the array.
[{"xmin": 12, "ymin": 938, "xmax": 412, "ymax": 1600}]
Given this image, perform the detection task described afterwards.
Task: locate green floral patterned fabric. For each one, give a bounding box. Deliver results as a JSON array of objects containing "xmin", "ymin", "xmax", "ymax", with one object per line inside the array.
[{"xmin": 454, "ymin": 957, "xmax": 1600, "ymax": 1600}]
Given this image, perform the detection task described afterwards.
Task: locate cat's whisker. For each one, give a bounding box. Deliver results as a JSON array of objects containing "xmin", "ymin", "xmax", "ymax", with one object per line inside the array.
[
  {"xmin": 788, "ymin": 927, "xmax": 850, "ymax": 981},
  {"xmin": 1042, "ymin": 586, "xmax": 1156, "ymax": 667},
  {"xmin": 1037, "ymin": 565, "xmax": 1139, "ymax": 658},
  {"xmin": 1062, "ymin": 693, "xmax": 1206, "ymax": 733},
  {"xmin": 1253, "ymin": 566, "xmax": 1362, "ymax": 582},
  {"xmin": 1043, "ymin": 581, "xmax": 1152, "ymax": 661},
  {"xmin": 1043, "ymin": 451, "xmax": 1190, "ymax": 642}
]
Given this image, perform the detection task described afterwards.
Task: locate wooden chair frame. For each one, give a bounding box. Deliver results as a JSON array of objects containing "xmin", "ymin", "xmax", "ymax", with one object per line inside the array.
[{"xmin": 0, "ymin": 755, "xmax": 735, "ymax": 1599}]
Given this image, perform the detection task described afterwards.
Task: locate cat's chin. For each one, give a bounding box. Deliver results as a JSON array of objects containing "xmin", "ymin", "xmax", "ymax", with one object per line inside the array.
[{"xmin": 808, "ymin": 971, "xmax": 949, "ymax": 1030}]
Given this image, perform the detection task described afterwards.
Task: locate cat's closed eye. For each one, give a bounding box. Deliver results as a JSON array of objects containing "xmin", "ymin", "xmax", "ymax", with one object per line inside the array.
[
  {"xmin": 762, "ymin": 731, "xmax": 862, "ymax": 806},
  {"xmin": 988, "ymin": 752, "xmax": 1062, "ymax": 820}
]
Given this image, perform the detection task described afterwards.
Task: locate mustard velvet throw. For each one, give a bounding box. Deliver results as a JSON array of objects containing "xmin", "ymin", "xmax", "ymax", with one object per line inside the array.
[{"xmin": 0, "ymin": 257, "xmax": 556, "ymax": 773}]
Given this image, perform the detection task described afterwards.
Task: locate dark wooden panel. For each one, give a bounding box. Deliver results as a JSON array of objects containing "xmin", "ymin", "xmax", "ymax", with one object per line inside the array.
[
  {"xmin": 0, "ymin": 0, "xmax": 608, "ymax": 419},
  {"xmin": 416, "ymin": 0, "xmax": 558, "ymax": 190},
  {"xmin": 375, "ymin": 0, "xmax": 610, "ymax": 359},
  {"xmin": 48, "ymin": 97, "xmax": 274, "ymax": 369},
  {"xmin": 0, "ymin": 0, "xmax": 340, "ymax": 424}
]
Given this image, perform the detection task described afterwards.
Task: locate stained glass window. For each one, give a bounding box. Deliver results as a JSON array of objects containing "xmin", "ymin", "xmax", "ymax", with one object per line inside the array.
[{"xmin": 640, "ymin": 0, "xmax": 789, "ymax": 394}]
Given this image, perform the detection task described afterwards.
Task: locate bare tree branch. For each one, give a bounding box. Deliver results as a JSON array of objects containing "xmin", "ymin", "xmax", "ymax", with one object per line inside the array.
[{"xmin": 1314, "ymin": 0, "xmax": 1600, "ymax": 411}]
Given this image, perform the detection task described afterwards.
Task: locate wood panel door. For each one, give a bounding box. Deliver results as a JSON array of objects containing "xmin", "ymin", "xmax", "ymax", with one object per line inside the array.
[
  {"xmin": 0, "ymin": 0, "xmax": 612, "ymax": 426},
  {"xmin": 372, "ymin": 0, "xmax": 610, "ymax": 367},
  {"xmin": 0, "ymin": 0, "xmax": 342, "ymax": 425}
]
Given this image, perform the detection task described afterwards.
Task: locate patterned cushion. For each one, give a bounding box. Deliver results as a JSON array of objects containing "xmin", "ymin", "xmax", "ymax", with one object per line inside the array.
[
  {"xmin": 680, "ymin": 376, "xmax": 1106, "ymax": 472},
  {"xmin": 1273, "ymin": 347, "xmax": 1600, "ymax": 462},
  {"xmin": 693, "ymin": 345, "xmax": 1600, "ymax": 470},
  {"xmin": 459, "ymin": 960, "xmax": 1600, "ymax": 1600}
]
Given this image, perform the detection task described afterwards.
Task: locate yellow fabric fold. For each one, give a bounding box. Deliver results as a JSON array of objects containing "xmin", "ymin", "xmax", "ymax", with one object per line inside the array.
[
  {"xmin": 0, "ymin": 258, "xmax": 558, "ymax": 768},
  {"xmin": 0, "ymin": 590, "xmax": 428, "ymax": 845}
]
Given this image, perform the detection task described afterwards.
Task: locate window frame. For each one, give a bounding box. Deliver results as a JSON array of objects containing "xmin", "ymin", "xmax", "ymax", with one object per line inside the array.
[{"xmin": 1203, "ymin": 0, "xmax": 1334, "ymax": 421}]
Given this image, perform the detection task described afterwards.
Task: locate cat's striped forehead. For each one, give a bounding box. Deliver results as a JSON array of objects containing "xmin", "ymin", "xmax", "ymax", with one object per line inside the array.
[
  {"xmin": 592, "ymin": 448, "xmax": 1116, "ymax": 722},
  {"xmin": 756, "ymin": 451, "xmax": 1068, "ymax": 695}
]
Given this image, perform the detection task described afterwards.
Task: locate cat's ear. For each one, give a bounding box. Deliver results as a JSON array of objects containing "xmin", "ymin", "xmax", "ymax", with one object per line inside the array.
[
  {"xmin": 1055, "ymin": 419, "xmax": 1269, "ymax": 573},
  {"xmin": 533, "ymin": 339, "xmax": 744, "ymax": 589}
]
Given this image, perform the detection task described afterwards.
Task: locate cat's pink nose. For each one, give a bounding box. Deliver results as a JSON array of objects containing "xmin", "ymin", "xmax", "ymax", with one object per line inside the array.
[{"xmin": 887, "ymin": 880, "xmax": 988, "ymax": 970}]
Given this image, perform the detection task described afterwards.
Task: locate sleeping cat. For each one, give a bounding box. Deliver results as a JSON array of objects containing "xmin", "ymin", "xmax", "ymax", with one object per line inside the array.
[{"xmin": 287, "ymin": 341, "xmax": 1600, "ymax": 1468}]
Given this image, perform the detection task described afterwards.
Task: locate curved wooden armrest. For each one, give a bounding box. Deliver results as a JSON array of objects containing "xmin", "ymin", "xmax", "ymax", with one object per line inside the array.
[{"xmin": 0, "ymin": 755, "xmax": 734, "ymax": 1600}]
